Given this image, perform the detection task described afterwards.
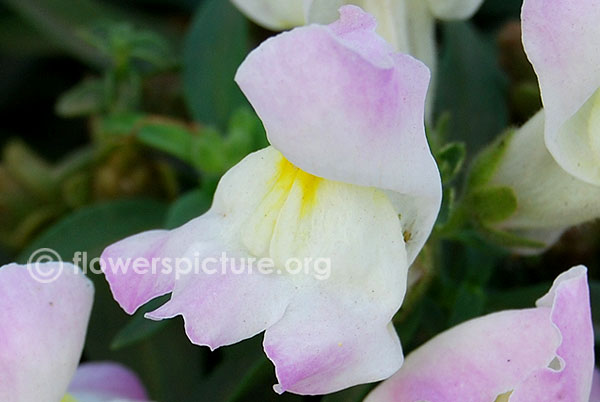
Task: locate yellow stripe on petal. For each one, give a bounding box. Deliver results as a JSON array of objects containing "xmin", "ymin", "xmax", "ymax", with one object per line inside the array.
[
  {"xmin": 494, "ymin": 391, "xmax": 512, "ymax": 402},
  {"xmin": 235, "ymin": 147, "xmax": 404, "ymax": 288},
  {"xmin": 277, "ymin": 157, "xmax": 322, "ymax": 214},
  {"xmin": 242, "ymin": 154, "xmax": 321, "ymax": 257},
  {"xmin": 295, "ymin": 169, "xmax": 321, "ymax": 217},
  {"xmin": 61, "ymin": 394, "xmax": 78, "ymax": 402}
]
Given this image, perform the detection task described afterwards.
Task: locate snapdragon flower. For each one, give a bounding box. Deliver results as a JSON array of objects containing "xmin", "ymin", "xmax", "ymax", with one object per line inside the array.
[
  {"xmin": 473, "ymin": 0, "xmax": 600, "ymax": 250},
  {"xmin": 521, "ymin": 0, "xmax": 600, "ymax": 186},
  {"xmin": 0, "ymin": 262, "xmax": 148, "ymax": 402},
  {"xmin": 366, "ymin": 266, "xmax": 595, "ymax": 402},
  {"xmin": 485, "ymin": 112, "xmax": 600, "ymax": 249},
  {"xmin": 101, "ymin": 6, "xmax": 441, "ymax": 395}
]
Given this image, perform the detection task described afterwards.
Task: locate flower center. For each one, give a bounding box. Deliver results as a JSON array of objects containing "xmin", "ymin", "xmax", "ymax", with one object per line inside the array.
[
  {"xmin": 61, "ymin": 394, "xmax": 77, "ymax": 402},
  {"xmin": 273, "ymin": 156, "xmax": 321, "ymax": 218},
  {"xmin": 241, "ymin": 154, "xmax": 322, "ymax": 258}
]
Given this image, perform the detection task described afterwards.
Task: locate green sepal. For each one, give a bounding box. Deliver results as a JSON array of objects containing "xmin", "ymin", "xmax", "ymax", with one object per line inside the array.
[
  {"xmin": 468, "ymin": 186, "xmax": 517, "ymax": 223},
  {"xmin": 467, "ymin": 128, "xmax": 515, "ymax": 189},
  {"xmin": 475, "ymin": 222, "xmax": 546, "ymax": 249},
  {"xmin": 436, "ymin": 141, "xmax": 466, "ymax": 184}
]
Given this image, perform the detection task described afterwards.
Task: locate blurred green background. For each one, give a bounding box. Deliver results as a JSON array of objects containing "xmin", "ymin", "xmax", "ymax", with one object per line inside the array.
[{"xmin": 0, "ymin": 0, "xmax": 598, "ymax": 400}]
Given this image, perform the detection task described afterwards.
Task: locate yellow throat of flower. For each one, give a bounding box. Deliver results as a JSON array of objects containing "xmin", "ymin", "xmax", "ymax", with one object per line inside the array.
[
  {"xmin": 274, "ymin": 157, "xmax": 321, "ymax": 216},
  {"xmin": 61, "ymin": 394, "xmax": 78, "ymax": 402},
  {"xmin": 241, "ymin": 154, "xmax": 322, "ymax": 258}
]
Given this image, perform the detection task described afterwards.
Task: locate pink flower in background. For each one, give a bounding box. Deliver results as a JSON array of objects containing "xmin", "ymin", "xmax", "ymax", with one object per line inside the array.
[
  {"xmin": 365, "ymin": 266, "xmax": 594, "ymax": 402},
  {"xmin": 0, "ymin": 262, "xmax": 148, "ymax": 402},
  {"xmin": 101, "ymin": 6, "xmax": 441, "ymax": 395}
]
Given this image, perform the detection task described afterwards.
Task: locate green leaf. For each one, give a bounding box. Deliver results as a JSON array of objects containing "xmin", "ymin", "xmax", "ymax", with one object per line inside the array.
[
  {"xmin": 137, "ymin": 121, "xmax": 195, "ymax": 162},
  {"xmin": 19, "ymin": 199, "xmax": 167, "ymax": 264},
  {"xmin": 468, "ymin": 186, "xmax": 517, "ymax": 223},
  {"xmin": 97, "ymin": 113, "xmax": 144, "ymax": 138},
  {"xmin": 190, "ymin": 128, "xmax": 230, "ymax": 174},
  {"xmin": 435, "ymin": 142, "xmax": 466, "ymax": 184},
  {"xmin": 165, "ymin": 188, "xmax": 212, "ymax": 229},
  {"xmin": 187, "ymin": 335, "xmax": 264, "ymax": 402},
  {"xmin": 227, "ymin": 356, "xmax": 304, "ymax": 402},
  {"xmin": 440, "ymin": 240, "xmax": 502, "ymax": 287},
  {"xmin": 110, "ymin": 295, "xmax": 170, "ymax": 350},
  {"xmin": 448, "ymin": 282, "xmax": 486, "ymax": 326},
  {"xmin": 128, "ymin": 31, "xmax": 175, "ymax": 69},
  {"xmin": 127, "ymin": 318, "xmax": 206, "ymax": 402},
  {"xmin": 121, "ymin": 109, "xmax": 267, "ymax": 176},
  {"xmin": 183, "ymin": 0, "xmax": 249, "ymax": 127},
  {"xmin": 435, "ymin": 21, "xmax": 509, "ymax": 157},
  {"xmin": 426, "ymin": 111, "xmax": 451, "ymax": 152},
  {"xmin": 321, "ymin": 384, "xmax": 374, "ymax": 402},
  {"xmin": 438, "ymin": 131, "xmax": 516, "ymax": 238},
  {"xmin": 487, "ymin": 282, "xmax": 551, "ymax": 312},
  {"xmin": 222, "ymin": 107, "xmax": 269, "ymax": 165},
  {"xmin": 81, "ymin": 21, "xmax": 176, "ymax": 72},
  {"xmin": 105, "ymin": 68, "xmax": 142, "ymax": 113},
  {"xmin": 55, "ymin": 78, "xmax": 105, "ymax": 117}
]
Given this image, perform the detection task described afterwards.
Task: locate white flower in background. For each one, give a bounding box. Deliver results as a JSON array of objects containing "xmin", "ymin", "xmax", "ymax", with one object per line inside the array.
[
  {"xmin": 475, "ymin": 0, "xmax": 600, "ymax": 250},
  {"xmin": 101, "ymin": 6, "xmax": 441, "ymax": 395},
  {"xmin": 522, "ymin": 0, "xmax": 600, "ymax": 186},
  {"xmin": 230, "ymin": 0, "xmax": 485, "ymax": 119},
  {"xmin": 485, "ymin": 111, "xmax": 600, "ymax": 249},
  {"xmin": 231, "ymin": 0, "xmax": 484, "ymax": 62},
  {"xmin": 229, "ymin": 0, "xmax": 306, "ymax": 30},
  {"xmin": 304, "ymin": 0, "xmax": 484, "ymax": 71}
]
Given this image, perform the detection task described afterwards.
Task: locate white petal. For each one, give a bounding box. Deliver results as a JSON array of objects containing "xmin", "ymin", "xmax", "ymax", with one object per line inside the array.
[
  {"xmin": 231, "ymin": 0, "xmax": 306, "ymax": 30},
  {"xmin": 0, "ymin": 263, "xmax": 93, "ymax": 402},
  {"xmin": 522, "ymin": 0, "xmax": 600, "ymax": 184},
  {"xmin": 265, "ymin": 292, "xmax": 403, "ymax": 395}
]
